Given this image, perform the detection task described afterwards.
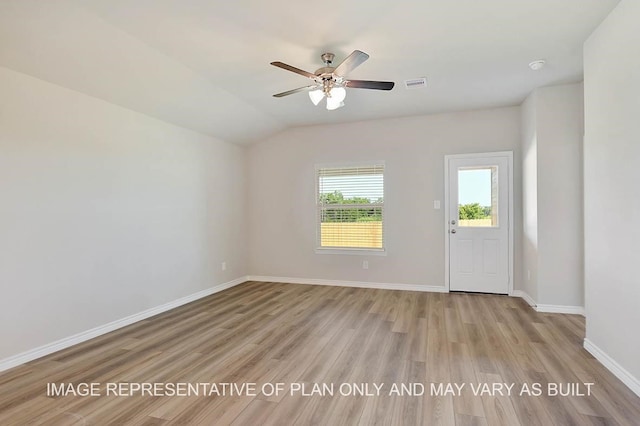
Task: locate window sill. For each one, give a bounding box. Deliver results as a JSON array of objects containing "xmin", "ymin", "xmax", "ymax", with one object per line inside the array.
[{"xmin": 314, "ymin": 248, "xmax": 387, "ymax": 256}]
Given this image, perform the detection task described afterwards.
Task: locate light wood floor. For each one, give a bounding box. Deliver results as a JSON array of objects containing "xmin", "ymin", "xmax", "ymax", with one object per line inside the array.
[{"xmin": 1, "ymin": 281, "xmax": 639, "ymax": 425}]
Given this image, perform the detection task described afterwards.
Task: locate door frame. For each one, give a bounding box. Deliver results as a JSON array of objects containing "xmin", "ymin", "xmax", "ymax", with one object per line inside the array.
[{"xmin": 444, "ymin": 151, "xmax": 514, "ymax": 294}]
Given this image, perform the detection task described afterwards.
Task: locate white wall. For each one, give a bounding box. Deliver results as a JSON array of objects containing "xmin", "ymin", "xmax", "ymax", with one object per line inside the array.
[
  {"xmin": 584, "ymin": 0, "xmax": 640, "ymax": 385},
  {"xmin": 536, "ymin": 84, "xmax": 584, "ymax": 307},
  {"xmin": 247, "ymin": 107, "xmax": 522, "ymax": 289},
  {"xmin": 0, "ymin": 66, "xmax": 247, "ymax": 360},
  {"xmin": 520, "ymin": 84, "xmax": 584, "ymax": 308},
  {"xmin": 521, "ymin": 91, "xmax": 539, "ymax": 301}
]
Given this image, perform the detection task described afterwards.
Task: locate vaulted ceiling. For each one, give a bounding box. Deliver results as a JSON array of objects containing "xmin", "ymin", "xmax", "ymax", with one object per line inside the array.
[{"xmin": 0, "ymin": 0, "xmax": 619, "ymax": 144}]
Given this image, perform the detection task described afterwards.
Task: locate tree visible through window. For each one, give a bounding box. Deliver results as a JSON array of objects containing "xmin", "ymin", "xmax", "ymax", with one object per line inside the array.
[{"xmin": 317, "ymin": 165, "xmax": 384, "ymax": 250}]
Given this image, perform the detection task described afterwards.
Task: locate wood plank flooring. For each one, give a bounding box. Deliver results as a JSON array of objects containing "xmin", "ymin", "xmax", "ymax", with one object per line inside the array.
[{"xmin": 1, "ymin": 281, "xmax": 639, "ymax": 425}]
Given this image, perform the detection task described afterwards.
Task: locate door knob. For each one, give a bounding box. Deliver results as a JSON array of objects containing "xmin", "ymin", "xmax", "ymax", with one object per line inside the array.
[
  {"xmin": 451, "ymin": 220, "xmax": 457, "ymax": 225},
  {"xmin": 451, "ymin": 229, "xmax": 457, "ymax": 234}
]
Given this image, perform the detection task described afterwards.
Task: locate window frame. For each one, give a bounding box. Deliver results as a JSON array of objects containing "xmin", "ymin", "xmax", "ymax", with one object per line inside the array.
[{"xmin": 314, "ymin": 162, "xmax": 386, "ymax": 256}]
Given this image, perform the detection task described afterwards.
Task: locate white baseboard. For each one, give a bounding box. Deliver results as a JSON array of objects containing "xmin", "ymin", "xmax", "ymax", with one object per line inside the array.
[
  {"xmin": 510, "ymin": 290, "xmax": 584, "ymax": 316},
  {"xmin": 247, "ymin": 275, "xmax": 448, "ymax": 293},
  {"xmin": 0, "ymin": 276, "xmax": 248, "ymax": 373},
  {"xmin": 536, "ymin": 304, "xmax": 585, "ymax": 316},
  {"xmin": 512, "ymin": 290, "xmax": 536, "ymax": 307},
  {"xmin": 584, "ymin": 338, "xmax": 640, "ymax": 398}
]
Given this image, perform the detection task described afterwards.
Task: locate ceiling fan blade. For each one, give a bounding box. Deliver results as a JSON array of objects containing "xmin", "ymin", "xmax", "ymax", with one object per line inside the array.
[
  {"xmin": 333, "ymin": 50, "xmax": 369, "ymax": 76},
  {"xmin": 270, "ymin": 61, "xmax": 317, "ymax": 79},
  {"xmin": 346, "ymin": 80, "xmax": 395, "ymax": 90},
  {"xmin": 273, "ymin": 85, "xmax": 319, "ymax": 98}
]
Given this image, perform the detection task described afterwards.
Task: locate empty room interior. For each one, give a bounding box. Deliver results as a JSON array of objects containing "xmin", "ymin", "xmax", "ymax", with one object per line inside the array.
[{"xmin": 1, "ymin": 0, "xmax": 639, "ymax": 424}]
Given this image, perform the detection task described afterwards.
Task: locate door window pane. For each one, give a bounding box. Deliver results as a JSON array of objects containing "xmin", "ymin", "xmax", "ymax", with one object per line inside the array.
[{"xmin": 458, "ymin": 166, "xmax": 498, "ymax": 227}]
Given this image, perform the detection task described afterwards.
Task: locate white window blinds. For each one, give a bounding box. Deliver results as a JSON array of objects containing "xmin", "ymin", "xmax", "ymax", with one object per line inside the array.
[{"xmin": 317, "ymin": 165, "xmax": 384, "ymax": 250}]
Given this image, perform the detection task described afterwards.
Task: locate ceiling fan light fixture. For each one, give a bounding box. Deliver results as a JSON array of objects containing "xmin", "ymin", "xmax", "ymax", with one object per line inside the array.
[
  {"xmin": 325, "ymin": 86, "xmax": 346, "ymax": 110},
  {"xmin": 326, "ymin": 97, "xmax": 344, "ymax": 111},
  {"xmin": 329, "ymin": 86, "xmax": 346, "ymax": 103},
  {"xmin": 308, "ymin": 89, "xmax": 324, "ymax": 106}
]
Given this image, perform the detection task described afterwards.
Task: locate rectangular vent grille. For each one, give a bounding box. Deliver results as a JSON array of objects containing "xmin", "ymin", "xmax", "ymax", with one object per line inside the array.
[{"xmin": 404, "ymin": 78, "xmax": 427, "ymax": 89}]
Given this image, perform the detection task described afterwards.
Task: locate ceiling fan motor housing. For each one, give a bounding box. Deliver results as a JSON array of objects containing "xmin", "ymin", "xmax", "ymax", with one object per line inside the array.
[{"xmin": 314, "ymin": 67, "xmax": 336, "ymax": 77}]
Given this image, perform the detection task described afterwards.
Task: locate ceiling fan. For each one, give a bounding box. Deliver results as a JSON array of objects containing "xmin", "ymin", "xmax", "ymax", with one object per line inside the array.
[{"xmin": 271, "ymin": 50, "xmax": 395, "ymax": 110}]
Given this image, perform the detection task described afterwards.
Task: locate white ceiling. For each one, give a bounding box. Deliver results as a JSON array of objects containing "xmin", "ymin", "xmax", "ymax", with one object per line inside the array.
[{"xmin": 0, "ymin": 0, "xmax": 619, "ymax": 144}]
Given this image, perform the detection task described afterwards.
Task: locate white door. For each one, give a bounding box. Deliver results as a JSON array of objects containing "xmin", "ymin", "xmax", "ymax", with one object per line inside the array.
[{"xmin": 447, "ymin": 154, "xmax": 511, "ymax": 294}]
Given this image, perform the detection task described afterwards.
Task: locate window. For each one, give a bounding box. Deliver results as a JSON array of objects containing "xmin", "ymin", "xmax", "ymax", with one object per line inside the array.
[
  {"xmin": 316, "ymin": 164, "xmax": 384, "ymax": 252},
  {"xmin": 457, "ymin": 166, "xmax": 498, "ymax": 227}
]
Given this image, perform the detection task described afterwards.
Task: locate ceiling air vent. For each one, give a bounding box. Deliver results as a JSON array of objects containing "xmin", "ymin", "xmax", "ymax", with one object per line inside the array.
[{"xmin": 404, "ymin": 77, "xmax": 427, "ymax": 89}]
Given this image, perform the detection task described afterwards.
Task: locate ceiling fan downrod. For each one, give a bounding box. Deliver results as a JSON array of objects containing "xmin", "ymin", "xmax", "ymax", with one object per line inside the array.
[{"xmin": 320, "ymin": 52, "xmax": 334, "ymax": 67}]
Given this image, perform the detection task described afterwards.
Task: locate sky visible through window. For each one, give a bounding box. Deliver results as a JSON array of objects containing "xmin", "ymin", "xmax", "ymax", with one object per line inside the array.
[
  {"xmin": 319, "ymin": 175, "xmax": 384, "ymax": 201},
  {"xmin": 320, "ymin": 170, "xmax": 490, "ymax": 205},
  {"xmin": 459, "ymin": 169, "xmax": 491, "ymax": 205}
]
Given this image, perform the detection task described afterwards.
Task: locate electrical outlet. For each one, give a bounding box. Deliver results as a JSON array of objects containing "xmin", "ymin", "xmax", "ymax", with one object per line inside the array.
[
  {"xmin": 362, "ymin": 260, "xmax": 369, "ymax": 270},
  {"xmin": 222, "ymin": 262, "xmax": 227, "ymax": 271},
  {"xmin": 434, "ymin": 200, "xmax": 441, "ymax": 209}
]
